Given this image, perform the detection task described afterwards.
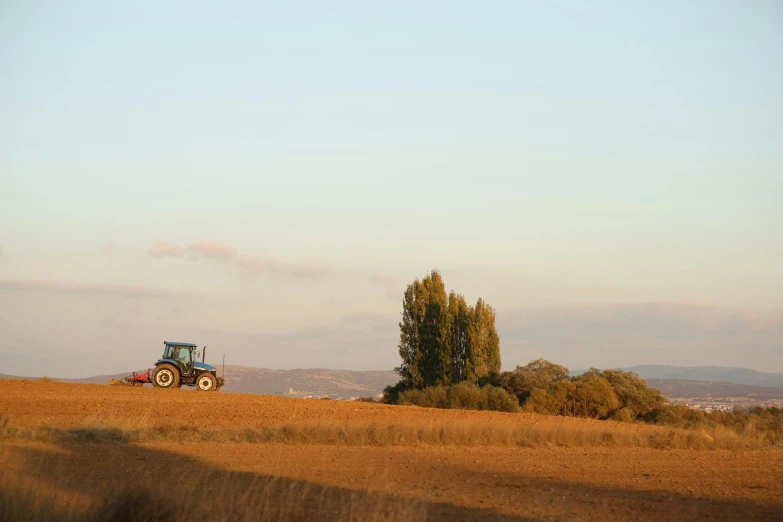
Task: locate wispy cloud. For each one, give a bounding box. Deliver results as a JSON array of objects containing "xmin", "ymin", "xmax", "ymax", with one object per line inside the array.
[
  {"xmin": 189, "ymin": 241, "xmax": 237, "ymax": 261},
  {"xmin": 235, "ymin": 256, "xmax": 332, "ymax": 279},
  {"xmin": 147, "ymin": 241, "xmax": 332, "ymax": 279},
  {"xmin": 0, "ymin": 279, "xmax": 177, "ymax": 297},
  {"xmin": 148, "ymin": 242, "xmax": 184, "ymax": 259}
]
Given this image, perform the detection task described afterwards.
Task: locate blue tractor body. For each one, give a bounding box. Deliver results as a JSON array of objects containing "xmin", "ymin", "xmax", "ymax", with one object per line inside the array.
[{"xmin": 151, "ymin": 341, "xmax": 224, "ymax": 391}]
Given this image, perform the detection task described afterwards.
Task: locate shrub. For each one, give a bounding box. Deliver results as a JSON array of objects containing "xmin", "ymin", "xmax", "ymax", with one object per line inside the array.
[
  {"xmin": 399, "ymin": 385, "xmax": 448, "ymax": 409},
  {"xmin": 382, "ymin": 380, "xmax": 411, "ymax": 404},
  {"xmin": 609, "ymin": 407, "xmax": 634, "ymax": 423},
  {"xmin": 398, "ymin": 383, "xmax": 518, "ymax": 412},
  {"xmin": 484, "ymin": 385, "xmax": 521, "ymax": 412}
]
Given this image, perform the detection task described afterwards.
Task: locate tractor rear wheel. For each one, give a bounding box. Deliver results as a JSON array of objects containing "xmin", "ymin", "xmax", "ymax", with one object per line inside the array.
[
  {"xmin": 196, "ymin": 373, "xmax": 217, "ymax": 392},
  {"xmin": 152, "ymin": 364, "xmax": 180, "ymax": 389}
]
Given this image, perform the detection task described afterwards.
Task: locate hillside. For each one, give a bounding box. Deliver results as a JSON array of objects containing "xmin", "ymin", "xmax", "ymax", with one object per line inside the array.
[
  {"xmin": 628, "ymin": 365, "xmax": 783, "ymax": 386},
  {"xmin": 646, "ymin": 379, "xmax": 783, "ymax": 401},
  {"xmin": 219, "ymin": 366, "xmax": 398, "ymax": 398},
  {"xmin": 574, "ymin": 365, "xmax": 783, "ymax": 387}
]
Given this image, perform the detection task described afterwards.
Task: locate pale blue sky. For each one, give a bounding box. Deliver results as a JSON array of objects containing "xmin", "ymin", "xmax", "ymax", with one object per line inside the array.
[{"xmin": 1, "ymin": 1, "xmax": 782, "ymax": 376}]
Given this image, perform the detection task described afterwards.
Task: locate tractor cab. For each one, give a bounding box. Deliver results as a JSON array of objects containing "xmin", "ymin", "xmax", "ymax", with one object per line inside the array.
[
  {"xmin": 152, "ymin": 341, "xmax": 224, "ymax": 391},
  {"xmin": 161, "ymin": 342, "xmax": 198, "ymax": 376}
]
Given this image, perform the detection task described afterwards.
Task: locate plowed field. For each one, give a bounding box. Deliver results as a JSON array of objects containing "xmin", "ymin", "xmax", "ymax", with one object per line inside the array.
[
  {"xmin": 0, "ymin": 378, "xmax": 607, "ymax": 428},
  {"xmin": 1, "ymin": 379, "xmax": 782, "ymax": 521}
]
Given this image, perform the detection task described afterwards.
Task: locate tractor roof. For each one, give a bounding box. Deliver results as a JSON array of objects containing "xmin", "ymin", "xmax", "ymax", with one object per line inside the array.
[{"xmin": 164, "ymin": 341, "xmax": 198, "ymax": 347}]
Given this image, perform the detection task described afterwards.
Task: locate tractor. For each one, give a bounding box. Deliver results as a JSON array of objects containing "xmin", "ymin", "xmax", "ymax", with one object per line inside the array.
[{"xmin": 150, "ymin": 341, "xmax": 225, "ymax": 391}]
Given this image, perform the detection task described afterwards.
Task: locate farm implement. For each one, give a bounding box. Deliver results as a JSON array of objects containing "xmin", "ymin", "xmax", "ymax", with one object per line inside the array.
[
  {"xmin": 110, "ymin": 369, "xmax": 152, "ymax": 386},
  {"xmin": 110, "ymin": 341, "xmax": 225, "ymax": 391}
]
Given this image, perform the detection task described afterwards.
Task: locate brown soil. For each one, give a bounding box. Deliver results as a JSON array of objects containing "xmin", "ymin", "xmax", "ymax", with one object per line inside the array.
[
  {"xmin": 0, "ymin": 378, "xmax": 551, "ymax": 427},
  {"xmin": 2, "ymin": 379, "xmax": 782, "ymax": 521},
  {"xmin": 0, "ymin": 379, "xmax": 672, "ymax": 434}
]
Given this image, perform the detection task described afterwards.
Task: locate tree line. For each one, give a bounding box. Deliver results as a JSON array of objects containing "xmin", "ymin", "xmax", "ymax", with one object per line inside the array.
[
  {"xmin": 396, "ymin": 270, "xmax": 500, "ymax": 390},
  {"xmin": 383, "ymin": 270, "xmax": 782, "ymax": 444}
]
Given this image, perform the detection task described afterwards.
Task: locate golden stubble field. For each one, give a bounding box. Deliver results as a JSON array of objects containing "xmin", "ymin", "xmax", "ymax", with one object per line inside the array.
[{"xmin": 1, "ymin": 379, "xmax": 781, "ymax": 521}]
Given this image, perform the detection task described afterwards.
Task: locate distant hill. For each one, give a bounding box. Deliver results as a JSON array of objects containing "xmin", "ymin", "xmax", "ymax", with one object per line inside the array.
[
  {"xmin": 8, "ymin": 363, "xmax": 783, "ymax": 400},
  {"xmin": 645, "ymin": 379, "xmax": 783, "ymax": 400},
  {"xmin": 45, "ymin": 366, "xmax": 400, "ymax": 398},
  {"xmin": 574, "ymin": 365, "xmax": 783, "ymax": 387},
  {"xmin": 219, "ymin": 366, "xmax": 398, "ymax": 398}
]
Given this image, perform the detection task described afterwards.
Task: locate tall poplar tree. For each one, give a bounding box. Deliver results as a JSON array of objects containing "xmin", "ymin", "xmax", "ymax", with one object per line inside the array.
[
  {"xmin": 396, "ymin": 270, "xmax": 500, "ymax": 389},
  {"xmin": 447, "ymin": 292, "xmax": 471, "ymax": 384},
  {"xmin": 397, "ymin": 279, "xmax": 423, "ymax": 386},
  {"xmin": 466, "ymin": 298, "xmax": 501, "ymax": 382},
  {"xmin": 418, "ymin": 271, "xmax": 449, "ymax": 386}
]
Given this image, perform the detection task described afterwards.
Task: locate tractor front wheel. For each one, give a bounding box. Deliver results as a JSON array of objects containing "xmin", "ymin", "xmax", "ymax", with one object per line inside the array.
[
  {"xmin": 152, "ymin": 364, "xmax": 180, "ymax": 389},
  {"xmin": 196, "ymin": 373, "xmax": 217, "ymax": 392}
]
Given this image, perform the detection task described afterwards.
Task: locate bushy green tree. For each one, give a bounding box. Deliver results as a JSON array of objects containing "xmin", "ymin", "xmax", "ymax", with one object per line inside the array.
[
  {"xmin": 500, "ymin": 359, "xmax": 570, "ymax": 404},
  {"xmin": 520, "ymin": 374, "xmax": 619, "ymax": 419},
  {"xmin": 570, "ymin": 376, "xmax": 620, "ymax": 419},
  {"xmin": 580, "ymin": 368, "xmax": 665, "ymax": 420},
  {"xmin": 504, "ymin": 360, "xmax": 662, "ymax": 421},
  {"xmin": 523, "ymin": 380, "xmax": 576, "ymax": 415}
]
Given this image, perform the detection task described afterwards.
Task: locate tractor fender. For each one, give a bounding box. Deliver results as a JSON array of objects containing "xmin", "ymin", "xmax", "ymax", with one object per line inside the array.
[{"xmin": 155, "ymin": 358, "xmax": 180, "ymax": 369}]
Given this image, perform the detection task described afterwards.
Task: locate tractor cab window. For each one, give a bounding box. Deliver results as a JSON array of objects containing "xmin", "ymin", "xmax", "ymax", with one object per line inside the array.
[{"xmin": 175, "ymin": 347, "xmax": 192, "ymax": 364}]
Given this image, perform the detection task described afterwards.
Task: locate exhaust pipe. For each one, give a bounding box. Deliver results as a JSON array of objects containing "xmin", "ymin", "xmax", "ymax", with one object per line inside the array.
[{"xmin": 202, "ymin": 346, "xmax": 207, "ymax": 363}]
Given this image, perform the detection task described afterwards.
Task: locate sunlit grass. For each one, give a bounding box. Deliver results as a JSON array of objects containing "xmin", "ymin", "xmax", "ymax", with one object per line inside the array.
[
  {"xmin": 1, "ymin": 414, "xmax": 776, "ymax": 450},
  {"xmin": 0, "ymin": 470, "xmax": 426, "ymax": 522}
]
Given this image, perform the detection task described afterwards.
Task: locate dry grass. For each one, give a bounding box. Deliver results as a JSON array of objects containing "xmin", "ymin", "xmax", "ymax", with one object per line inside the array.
[
  {"xmin": 0, "ymin": 414, "xmax": 772, "ymax": 450},
  {"xmin": 0, "ymin": 472, "xmax": 426, "ymax": 522}
]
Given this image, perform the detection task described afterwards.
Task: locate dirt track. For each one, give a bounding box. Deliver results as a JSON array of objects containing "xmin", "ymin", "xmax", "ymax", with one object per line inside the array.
[{"xmin": 2, "ymin": 379, "xmax": 782, "ymax": 521}]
